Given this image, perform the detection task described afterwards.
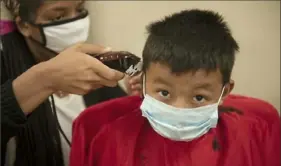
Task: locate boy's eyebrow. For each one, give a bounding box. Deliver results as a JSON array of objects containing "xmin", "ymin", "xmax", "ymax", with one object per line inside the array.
[{"xmin": 153, "ymin": 77, "xmax": 173, "ymax": 86}]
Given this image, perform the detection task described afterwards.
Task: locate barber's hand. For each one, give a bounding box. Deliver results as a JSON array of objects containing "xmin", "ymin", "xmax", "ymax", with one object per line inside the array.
[
  {"xmin": 44, "ymin": 43, "xmax": 125, "ymax": 95},
  {"xmin": 124, "ymin": 73, "xmax": 143, "ymax": 96}
]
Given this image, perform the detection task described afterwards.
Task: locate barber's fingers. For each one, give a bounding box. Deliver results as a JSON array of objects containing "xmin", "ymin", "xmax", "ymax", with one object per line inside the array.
[
  {"xmin": 91, "ymin": 85, "xmax": 104, "ymax": 90},
  {"xmin": 131, "ymin": 91, "xmax": 141, "ymax": 96},
  {"xmin": 87, "ymin": 58, "xmax": 124, "ymax": 81},
  {"xmin": 73, "ymin": 43, "xmax": 112, "ymax": 54},
  {"xmin": 71, "ymin": 43, "xmax": 124, "ymax": 81},
  {"xmin": 131, "ymin": 84, "xmax": 142, "ymax": 91},
  {"xmin": 86, "ymin": 77, "xmax": 119, "ymax": 88},
  {"xmin": 129, "ymin": 73, "xmax": 143, "ymax": 85},
  {"xmin": 68, "ymin": 76, "xmax": 119, "ymax": 95},
  {"xmin": 83, "ymin": 69, "xmax": 120, "ymax": 87},
  {"xmin": 97, "ymin": 77, "xmax": 119, "ymax": 87}
]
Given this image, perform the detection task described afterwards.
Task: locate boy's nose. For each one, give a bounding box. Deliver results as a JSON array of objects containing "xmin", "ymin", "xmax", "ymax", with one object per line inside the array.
[{"xmin": 171, "ymin": 98, "xmax": 190, "ymax": 109}]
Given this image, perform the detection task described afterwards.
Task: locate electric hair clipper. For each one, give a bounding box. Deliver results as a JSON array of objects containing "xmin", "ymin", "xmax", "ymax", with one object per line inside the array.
[{"xmin": 92, "ymin": 51, "xmax": 143, "ymax": 76}]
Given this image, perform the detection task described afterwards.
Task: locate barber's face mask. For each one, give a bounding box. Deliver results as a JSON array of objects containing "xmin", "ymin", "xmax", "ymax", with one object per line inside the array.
[
  {"xmin": 140, "ymin": 76, "xmax": 225, "ymax": 142},
  {"xmin": 33, "ymin": 11, "xmax": 90, "ymax": 53}
]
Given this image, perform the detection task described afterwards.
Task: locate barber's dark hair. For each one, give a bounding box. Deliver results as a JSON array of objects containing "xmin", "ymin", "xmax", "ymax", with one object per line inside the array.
[
  {"xmin": 142, "ymin": 9, "xmax": 239, "ymax": 84},
  {"xmin": 1, "ymin": 0, "xmax": 64, "ymax": 166},
  {"xmin": 3, "ymin": 0, "xmax": 44, "ymax": 21}
]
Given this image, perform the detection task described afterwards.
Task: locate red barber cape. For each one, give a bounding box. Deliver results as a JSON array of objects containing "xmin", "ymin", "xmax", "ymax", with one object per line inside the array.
[{"xmin": 70, "ymin": 95, "xmax": 281, "ymax": 166}]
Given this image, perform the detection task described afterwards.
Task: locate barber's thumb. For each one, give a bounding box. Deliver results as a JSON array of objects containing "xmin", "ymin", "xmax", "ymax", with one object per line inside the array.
[{"xmin": 102, "ymin": 47, "xmax": 112, "ymax": 53}]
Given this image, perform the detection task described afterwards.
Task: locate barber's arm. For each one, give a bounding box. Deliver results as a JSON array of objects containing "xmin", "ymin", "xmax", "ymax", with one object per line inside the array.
[
  {"xmin": 1, "ymin": 43, "xmax": 123, "ymax": 137},
  {"xmin": 12, "ymin": 43, "xmax": 123, "ymax": 114}
]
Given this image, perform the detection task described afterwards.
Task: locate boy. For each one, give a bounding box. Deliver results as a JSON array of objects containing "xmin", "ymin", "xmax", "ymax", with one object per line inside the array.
[{"xmin": 70, "ymin": 9, "xmax": 280, "ymax": 166}]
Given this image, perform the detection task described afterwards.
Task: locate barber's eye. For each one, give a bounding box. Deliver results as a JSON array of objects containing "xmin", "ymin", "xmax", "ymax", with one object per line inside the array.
[
  {"xmin": 158, "ymin": 90, "xmax": 170, "ymax": 98},
  {"xmin": 193, "ymin": 95, "xmax": 205, "ymax": 103},
  {"xmin": 77, "ymin": 8, "xmax": 86, "ymax": 13},
  {"xmin": 52, "ymin": 15, "xmax": 64, "ymax": 22}
]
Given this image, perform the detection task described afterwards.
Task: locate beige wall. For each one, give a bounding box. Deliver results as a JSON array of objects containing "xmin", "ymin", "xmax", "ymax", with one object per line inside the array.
[{"xmin": 86, "ymin": 1, "xmax": 280, "ymax": 111}]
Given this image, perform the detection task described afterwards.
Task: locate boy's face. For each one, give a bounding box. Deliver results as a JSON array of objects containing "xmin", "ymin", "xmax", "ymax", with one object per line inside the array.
[{"xmin": 145, "ymin": 63, "xmax": 234, "ymax": 108}]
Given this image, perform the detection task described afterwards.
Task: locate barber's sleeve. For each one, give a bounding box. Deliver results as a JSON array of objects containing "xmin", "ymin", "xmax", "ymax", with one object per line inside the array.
[
  {"xmin": 1, "ymin": 80, "xmax": 27, "ymax": 161},
  {"xmin": 1, "ymin": 80, "xmax": 27, "ymax": 137}
]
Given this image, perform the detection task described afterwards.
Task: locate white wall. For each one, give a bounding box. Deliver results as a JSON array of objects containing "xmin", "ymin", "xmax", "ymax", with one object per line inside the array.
[{"xmin": 86, "ymin": 1, "xmax": 280, "ymax": 111}]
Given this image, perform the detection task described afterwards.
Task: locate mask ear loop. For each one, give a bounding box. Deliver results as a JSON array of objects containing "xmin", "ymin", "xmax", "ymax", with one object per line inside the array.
[
  {"xmin": 27, "ymin": 21, "xmax": 47, "ymax": 46},
  {"xmin": 142, "ymin": 74, "xmax": 146, "ymax": 96},
  {"xmin": 212, "ymin": 86, "xmax": 225, "ymax": 151},
  {"xmin": 217, "ymin": 86, "xmax": 225, "ymax": 105}
]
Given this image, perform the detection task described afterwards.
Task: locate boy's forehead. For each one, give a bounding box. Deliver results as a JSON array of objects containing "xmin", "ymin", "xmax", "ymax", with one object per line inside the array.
[{"xmin": 146, "ymin": 62, "xmax": 223, "ymax": 86}]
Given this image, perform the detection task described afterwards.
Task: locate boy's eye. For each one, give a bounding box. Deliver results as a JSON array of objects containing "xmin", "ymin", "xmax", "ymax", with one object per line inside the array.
[
  {"xmin": 158, "ymin": 90, "xmax": 170, "ymax": 98},
  {"xmin": 193, "ymin": 95, "xmax": 206, "ymax": 103}
]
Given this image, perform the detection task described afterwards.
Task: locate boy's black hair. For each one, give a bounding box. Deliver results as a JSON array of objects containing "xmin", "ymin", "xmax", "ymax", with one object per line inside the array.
[{"xmin": 142, "ymin": 9, "xmax": 239, "ymax": 84}]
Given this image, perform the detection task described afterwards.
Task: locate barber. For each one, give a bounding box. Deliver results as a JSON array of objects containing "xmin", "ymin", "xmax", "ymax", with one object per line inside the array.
[{"xmin": 1, "ymin": 0, "xmax": 141, "ymax": 166}]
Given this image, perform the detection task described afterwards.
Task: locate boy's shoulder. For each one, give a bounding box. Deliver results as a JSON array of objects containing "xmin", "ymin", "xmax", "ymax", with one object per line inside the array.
[
  {"xmin": 74, "ymin": 95, "xmax": 143, "ymax": 129},
  {"xmin": 70, "ymin": 96, "xmax": 143, "ymax": 166},
  {"xmin": 220, "ymin": 94, "xmax": 280, "ymax": 134},
  {"xmin": 222, "ymin": 94, "xmax": 279, "ymax": 121},
  {"xmin": 219, "ymin": 95, "xmax": 280, "ymax": 166}
]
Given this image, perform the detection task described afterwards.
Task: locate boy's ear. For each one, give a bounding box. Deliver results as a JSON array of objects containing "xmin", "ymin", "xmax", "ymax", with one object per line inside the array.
[
  {"xmin": 15, "ymin": 16, "xmax": 32, "ymax": 37},
  {"xmin": 220, "ymin": 79, "xmax": 235, "ymax": 104}
]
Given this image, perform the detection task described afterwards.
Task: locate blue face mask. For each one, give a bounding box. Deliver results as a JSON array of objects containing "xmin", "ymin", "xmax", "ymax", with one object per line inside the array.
[{"xmin": 140, "ymin": 76, "xmax": 224, "ymax": 142}]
